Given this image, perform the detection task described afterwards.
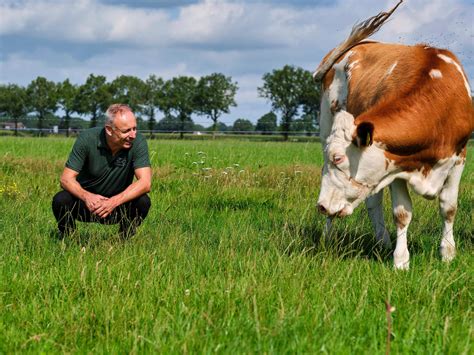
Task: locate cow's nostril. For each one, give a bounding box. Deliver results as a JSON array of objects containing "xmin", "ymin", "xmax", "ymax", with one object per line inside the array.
[{"xmin": 318, "ymin": 204, "xmax": 328, "ymax": 215}]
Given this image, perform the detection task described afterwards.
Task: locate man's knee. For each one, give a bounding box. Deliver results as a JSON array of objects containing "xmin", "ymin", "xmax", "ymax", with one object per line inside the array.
[
  {"xmin": 52, "ymin": 190, "xmax": 76, "ymax": 210},
  {"xmin": 137, "ymin": 194, "xmax": 151, "ymax": 214},
  {"xmin": 132, "ymin": 194, "xmax": 151, "ymax": 218}
]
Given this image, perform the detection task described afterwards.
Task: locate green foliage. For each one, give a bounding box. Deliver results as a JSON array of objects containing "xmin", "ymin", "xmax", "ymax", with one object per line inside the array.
[
  {"xmin": 0, "ymin": 138, "xmax": 472, "ymax": 353},
  {"xmin": 195, "ymin": 73, "xmax": 238, "ymax": 134},
  {"xmin": 75, "ymin": 74, "xmax": 111, "ymax": 128},
  {"xmin": 143, "ymin": 75, "xmax": 166, "ymax": 133},
  {"xmin": 26, "ymin": 77, "xmax": 58, "ymax": 132},
  {"xmin": 0, "ymin": 84, "xmax": 28, "ymax": 135},
  {"xmin": 57, "ymin": 79, "xmax": 79, "ymax": 136},
  {"xmin": 109, "ymin": 75, "xmax": 146, "ymax": 113},
  {"xmin": 258, "ymin": 65, "xmax": 320, "ymax": 140},
  {"xmin": 156, "ymin": 115, "xmax": 194, "ymax": 132},
  {"xmin": 291, "ymin": 113, "xmax": 317, "ymax": 135},
  {"xmin": 232, "ymin": 118, "xmax": 255, "ymax": 133},
  {"xmin": 162, "ymin": 76, "xmax": 198, "ymax": 138},
  {"xmin": 255, "ymin": 112, "xmax": 277, "ymax": 134}
]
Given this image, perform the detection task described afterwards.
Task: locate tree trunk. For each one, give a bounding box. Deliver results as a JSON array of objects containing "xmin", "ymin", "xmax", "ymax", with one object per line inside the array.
[
  {"xmin": 212, "ymin": 117, "xmax": 218, "ymax": 140},
  {"xmin": 38, "ymin": 112, "xmax": 44, "ymax": 137},
  {"xmin": 148, "ymin": 109, "xmax": 155, "ymax": 139},
  {"xmin": 90, "ymin": 111, "xmax": 97, "ymax": 128},
  {"xmin": 65, "ymin": 112, "xmax": 70, "ymax": 137},
  {"xmin": 281, "ymin": 117, "xmax": 290, "ymax": 142}
]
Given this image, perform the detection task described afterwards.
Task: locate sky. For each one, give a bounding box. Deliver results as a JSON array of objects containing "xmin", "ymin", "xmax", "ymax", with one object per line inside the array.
[{"xmin": 0, "ymin": 0, "xmax": 473, "ymax": 126}]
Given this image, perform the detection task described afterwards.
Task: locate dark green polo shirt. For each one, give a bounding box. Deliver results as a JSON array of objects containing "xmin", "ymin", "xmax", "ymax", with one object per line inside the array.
[{"xmin": 65, "ymin": 127, "xmax": 150, "ymax": 197}]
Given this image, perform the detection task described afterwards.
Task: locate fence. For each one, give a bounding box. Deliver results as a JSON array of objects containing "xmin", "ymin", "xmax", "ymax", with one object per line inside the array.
[{"xmin": 0, "ymin": 127, "xmax": 322, "ymax": 142}]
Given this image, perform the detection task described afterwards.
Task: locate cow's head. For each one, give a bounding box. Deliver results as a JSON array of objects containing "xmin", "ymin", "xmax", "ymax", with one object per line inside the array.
[{"xmin": 317, "ymin": 111, "xmax": 387, "ymax": 217}]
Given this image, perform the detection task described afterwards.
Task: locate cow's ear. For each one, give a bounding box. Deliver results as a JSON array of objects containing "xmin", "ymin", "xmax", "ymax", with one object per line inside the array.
[{"xmin": 353, "ymin": 122, "xmax": 374, "ymax": 147}]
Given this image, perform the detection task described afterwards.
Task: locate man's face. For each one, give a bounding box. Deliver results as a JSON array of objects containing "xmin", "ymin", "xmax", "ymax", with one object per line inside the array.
[{"xmin": 106, "ymin": 111, "xmax": 137, "ymax": 150}]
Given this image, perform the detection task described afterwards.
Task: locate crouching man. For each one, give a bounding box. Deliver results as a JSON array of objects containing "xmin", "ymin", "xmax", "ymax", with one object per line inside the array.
[{"xmin": 52, "ymin": 104, "xmax": 152, "ymax": 239}]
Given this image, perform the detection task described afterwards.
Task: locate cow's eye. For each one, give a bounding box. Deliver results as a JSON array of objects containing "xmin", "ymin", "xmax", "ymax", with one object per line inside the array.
[{"xmin": 333, "ymin": 154, "xmax": 345, "ymax": 165}]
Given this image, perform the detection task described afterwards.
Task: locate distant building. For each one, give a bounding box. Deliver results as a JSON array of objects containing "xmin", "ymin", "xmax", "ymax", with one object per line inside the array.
[{"xmin": 0, "ymin": 122, "xmax": 25, "ymax": 130}]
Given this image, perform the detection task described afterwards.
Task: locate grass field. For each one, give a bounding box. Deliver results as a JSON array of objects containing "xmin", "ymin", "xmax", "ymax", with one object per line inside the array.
[{"xmin": 1, "ymin": 137, "xmax": 472, "ymax": 353}]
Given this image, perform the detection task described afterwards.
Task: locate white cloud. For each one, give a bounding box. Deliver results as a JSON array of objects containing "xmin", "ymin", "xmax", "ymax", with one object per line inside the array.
[{"xmin": 0, "ymin": 0, "xmax": 472, "ymax": 122}]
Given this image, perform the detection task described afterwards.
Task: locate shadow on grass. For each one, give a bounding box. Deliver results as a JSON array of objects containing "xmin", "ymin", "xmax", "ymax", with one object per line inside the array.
[
  {"xmin": 49, "ymin": 226, "xmax": 127, "ymax": 249},
  {"xmin": 282, "ymin": 220, "xmax": 393, "ymax": 264}
]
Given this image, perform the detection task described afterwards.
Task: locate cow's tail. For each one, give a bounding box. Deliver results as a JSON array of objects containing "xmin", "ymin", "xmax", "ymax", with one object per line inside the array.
[{"xmin": 313, "ymin": 0, "xmax": 403, "ymax": 83}]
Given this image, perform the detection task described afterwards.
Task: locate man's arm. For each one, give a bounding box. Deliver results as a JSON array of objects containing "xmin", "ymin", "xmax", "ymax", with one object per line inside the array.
[
  {"xmin": 60, "ymin": 167, "xmax": 108, "ymax": 213},
  {"xmin": 93, "ymin": 167, "xmax": 152, "ymax": 218}
]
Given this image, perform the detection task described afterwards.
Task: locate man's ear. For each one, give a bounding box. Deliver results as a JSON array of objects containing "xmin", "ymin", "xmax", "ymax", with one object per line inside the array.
[
  {"xmin": 353, "ymin": 122, "xmax": 374, "ymax": 147},
  {"xmin": 105, "ymin": 126, "xmax": 113, "ymax": 136}
]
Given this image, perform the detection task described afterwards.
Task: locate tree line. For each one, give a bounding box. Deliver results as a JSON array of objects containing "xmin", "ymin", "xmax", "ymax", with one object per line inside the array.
[{"xmin": 0, "ymin": 65, "xmax": 320, "ymax": 140}]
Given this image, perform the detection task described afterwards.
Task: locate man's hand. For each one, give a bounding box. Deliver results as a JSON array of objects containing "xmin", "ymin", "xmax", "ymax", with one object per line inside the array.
[
  {"xmin": 84, "ymin": 193, "xmax": 109, "ymax": 214},
  {"xmin": 92, "ymin": 196, "xmax": 120, "ymax": 218}
]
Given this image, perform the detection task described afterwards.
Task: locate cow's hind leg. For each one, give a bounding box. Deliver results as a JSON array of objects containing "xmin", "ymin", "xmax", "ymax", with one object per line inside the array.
[
  {"xmin": 390, "ymin": 179, "xmax": 412, "ymax": 270},
  {"xmin": 365, "ymin": 190, "xmax": 392, "ymax": 249},
  {"xmin": 439, "ymin": 161, "xmax": 465, "ymax": 262}
]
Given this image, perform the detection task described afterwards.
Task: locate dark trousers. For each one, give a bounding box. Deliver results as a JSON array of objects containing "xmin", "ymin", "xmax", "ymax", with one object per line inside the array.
[{"xmin": 52, "ymin": 190, "xmax": 151, "ymax": 237}]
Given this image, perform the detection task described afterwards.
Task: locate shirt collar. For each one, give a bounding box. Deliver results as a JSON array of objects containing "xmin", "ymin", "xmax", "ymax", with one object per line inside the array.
[{"xmin": 97, "ymin": 128, "xmax": 109, "ymax": 150}]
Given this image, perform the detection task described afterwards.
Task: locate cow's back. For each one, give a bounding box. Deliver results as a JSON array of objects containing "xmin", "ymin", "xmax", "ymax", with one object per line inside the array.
[{"xmin": 323, "ymin": 42, "xmax": 474, "ymax": 168}]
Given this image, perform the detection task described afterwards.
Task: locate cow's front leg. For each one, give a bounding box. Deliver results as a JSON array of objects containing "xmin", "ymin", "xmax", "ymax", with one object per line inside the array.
[
  {"xmin": 438, "ymin": 161, "xmax": 465, "ymax": 262},
  {"xmin": 365, "ymin": 190, "xmax": 392, "ymax": 249},
  {"xmin": 390, "ymin": 179, "xmax": 412, "ymax": 270}
]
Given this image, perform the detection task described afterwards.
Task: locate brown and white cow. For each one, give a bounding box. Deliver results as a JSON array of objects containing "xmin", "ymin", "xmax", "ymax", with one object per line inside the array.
[{"xmin": 314, "ymin": 1, "xmax": 474, "ymax": 269}]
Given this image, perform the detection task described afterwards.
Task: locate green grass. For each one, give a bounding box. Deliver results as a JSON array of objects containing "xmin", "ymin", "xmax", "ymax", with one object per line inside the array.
[{"xmin": 0, "ymin": 137, "xmax": 472, "ymax": 353}]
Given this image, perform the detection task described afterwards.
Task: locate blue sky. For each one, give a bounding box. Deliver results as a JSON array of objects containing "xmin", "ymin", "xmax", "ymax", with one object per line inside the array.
[{"xmin": 0, "ymin": 0, "xmax": 473, "ymax": 125}]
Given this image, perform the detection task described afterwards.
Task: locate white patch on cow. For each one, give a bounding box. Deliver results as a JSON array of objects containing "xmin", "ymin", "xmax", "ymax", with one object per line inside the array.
[
  {"xmin": 438, "ymin": 159, "xmax": 464, "ymax": 262},
  {"xmin": 386, "ymin": 61, "xmax": 397, "ymax": 76},
  {"xmin": 319, "ymin": 51, "xmax": 353, "ymax": 145},
  {"xmin": 347, "ymin": 59, "xmax": 360, "ymax": 80},
  {"xmin": 319, "ymin": 111, "xmax": 389, "ymax": 216},
  {"xmin": 328, "ymin": 52, "xmax": 352, "ymax": 110},
  {"xmin": 390, "ymin": 180, "xmax": 412, "ymax": 270},
  {"xmin": 438, "ymin": 54, "xmax": 471, "ymax": 97},
  {"xmin": 406, "ymin": 157, "xmax": 458, "ymax": 199},
  {"xmin": 429, "ymin": 69, "xmax": 442, "ymax": 79},
  {"xmin": 365, "ymin": 191, "xmax": 392, "ymax": 249}
]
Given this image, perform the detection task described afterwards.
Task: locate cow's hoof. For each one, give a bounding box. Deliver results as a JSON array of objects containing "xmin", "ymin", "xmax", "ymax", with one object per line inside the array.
[
  {"xmin": 394, "ymin": 261, "xmax": 410, "ymax": 270},
  {"xmin": 394, "ymin": 251, "xmax": 409, "ymax": 270},
  {"xmin": 440, "ymin": 245, "xmax": 456, "ymax": 262}
]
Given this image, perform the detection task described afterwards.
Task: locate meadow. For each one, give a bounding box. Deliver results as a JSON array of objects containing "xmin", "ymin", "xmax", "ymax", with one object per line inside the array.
[{"xmin": 0, "ymin": 136, "xmax": 472, "ymax": 353}]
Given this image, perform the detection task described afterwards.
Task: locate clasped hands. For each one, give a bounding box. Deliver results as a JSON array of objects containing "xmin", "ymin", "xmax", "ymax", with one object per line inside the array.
[{"xmin": 84, "ymin": 193, "xmax": 119, "ymax": 218}]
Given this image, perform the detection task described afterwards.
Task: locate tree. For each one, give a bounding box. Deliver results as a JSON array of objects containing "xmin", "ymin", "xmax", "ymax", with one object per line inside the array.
[
  {"xmin": 142, "ymin": 75, "xmax": 165, "ymax": 137},
  {"xmin": 161, "ymin": 76, "xmax": 198, "ymax": 139},
  {"xmin": 232, "ymin": 118, "xmax": 254, "ymax": 133},
  {"xmin": 27, "ymin": 76, "xmax": 58, "ymax": 135},
  {"xmin": 0, "ymin": 84, "xmax": 28, "ymax": 136},
  {"xmin": 57, "ymin": 79, "xmax": 78, "ymax": 137},
  {"xmin": 291, "ymin": 114, "xmax": 317, "ymax": 136},
  {"xmin": 255, "ymin": 112, "xmax": 277, "ymax": 135},
  {"xmin": 156, "ymin": 115, "xmax": 194, "ymax": 132},
  {"xmin": 110, "ymin": 75, "xmax": 146, "ymax": 113},
  {"xmin": 300, "ymin": 71, "xmax": 321, "ymax": 135},
  {"xmin": 258, "ymin": 65, "xmax": 310, "ymax": 141},
  {"xmin": 75, "ymin": 74, "xmax": 111, "ymax": 128},
  {"xmin": 195, "ymin": 73, "xmax": 238, "ymax": 139}
]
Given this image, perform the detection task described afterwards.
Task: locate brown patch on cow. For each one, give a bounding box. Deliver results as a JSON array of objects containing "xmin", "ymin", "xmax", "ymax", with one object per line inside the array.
[
  {"xmin": 385, "ymin": 158, "xmax": 391, "ymax": 170},
  {"xmin": 335, "ymin": 42, "xmax": 474, "ymax": 175},
  {"xmin": 445, "ymin": 207, "xmax": 457, "ymax": 223},
  {"xmin": 322, "ymin": 69, "xmax": 335, "ymax": 91},
  {"xmin": 394, "ymin": 208, "xmax": 410, "ymax": 229},
  {"xmin": 330, "ymin": 100, "xmax": 340, "ymax": 114}
]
